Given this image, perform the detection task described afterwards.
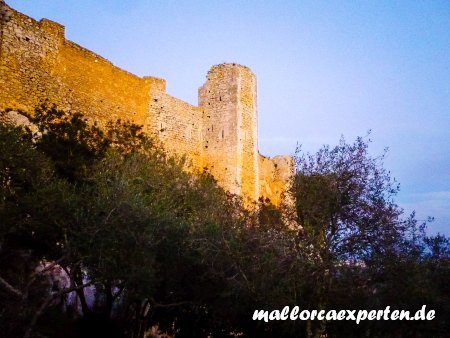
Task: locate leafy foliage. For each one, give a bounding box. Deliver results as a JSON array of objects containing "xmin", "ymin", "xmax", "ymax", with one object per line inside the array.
[
  {"xmin": 292, "ymin": 134, "xmax": 449, "ymax": 337},
  {"xmin": 0, "ymin": 108, "xmax": 448, "ymax": 337}
]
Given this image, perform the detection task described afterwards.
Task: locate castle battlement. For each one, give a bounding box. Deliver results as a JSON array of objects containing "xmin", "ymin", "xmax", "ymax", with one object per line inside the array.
[{"xmin": 0, "ymin": 2, "xmax": 293, "ymax": 206}]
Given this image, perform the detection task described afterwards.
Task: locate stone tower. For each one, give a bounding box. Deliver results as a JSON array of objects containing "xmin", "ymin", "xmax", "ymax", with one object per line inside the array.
[
  {"xmin": 0, "ymin": 2, "xmax": 294, "ymax": 207},
  {"xmin": 199, "ymin": 64, "xmax": 259, "ymax": 204}
]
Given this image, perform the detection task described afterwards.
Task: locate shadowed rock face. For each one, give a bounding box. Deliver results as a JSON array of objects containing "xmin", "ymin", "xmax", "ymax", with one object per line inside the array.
[{"xmin": 0, "ymin": 4, "xmax": 293, "ymax": 206}]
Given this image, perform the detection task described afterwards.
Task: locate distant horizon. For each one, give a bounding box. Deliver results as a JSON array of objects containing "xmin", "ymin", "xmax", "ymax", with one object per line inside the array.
[{"xmin": 6, "ymin": 0, "xmax": 450, "ymax": 235}]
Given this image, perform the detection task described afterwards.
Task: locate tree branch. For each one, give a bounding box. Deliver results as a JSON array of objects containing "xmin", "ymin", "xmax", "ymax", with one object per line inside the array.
[
  {"xmin": 57, "ymin": 281, "xmax": 92, "ymax": 297},
  {"xmin": 0, "ymin": 275, "xmax": 22, "ymax": 297},
  {"xmin": 22, "ymin": 281, "xmax": 93, "ymax": 338},
  {"xmin": 31, "ymin": 256, "xmax": 66, "ymax": 279}
]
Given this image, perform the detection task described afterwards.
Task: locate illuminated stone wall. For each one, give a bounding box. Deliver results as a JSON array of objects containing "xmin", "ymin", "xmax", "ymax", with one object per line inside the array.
[{"xmin": 0, "ymin": 3, "xmax": 293, "ymax": 206}]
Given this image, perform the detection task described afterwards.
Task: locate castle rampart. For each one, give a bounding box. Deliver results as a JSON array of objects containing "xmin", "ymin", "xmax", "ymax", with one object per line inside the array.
[{"xmin": 0, "ymin": 3, "xmax": 292, "ymax": 206}]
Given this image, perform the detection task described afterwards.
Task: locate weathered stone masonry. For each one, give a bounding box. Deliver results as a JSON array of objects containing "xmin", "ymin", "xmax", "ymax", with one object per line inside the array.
[{"xmin": 0, "ymin": 3, "xmax": 293, "ymax": 206}]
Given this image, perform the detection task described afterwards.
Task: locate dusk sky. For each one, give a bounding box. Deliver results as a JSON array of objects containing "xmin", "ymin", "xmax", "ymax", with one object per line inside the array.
[{"xmin": 8, "ymin": 1, "xmax": 450, "ymax": 235}]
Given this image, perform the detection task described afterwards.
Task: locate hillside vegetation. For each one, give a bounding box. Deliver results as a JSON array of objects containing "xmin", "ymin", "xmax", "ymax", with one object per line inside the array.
[{"xmin": 0, "ymin": 105, "xmax": 448, "ymax": 337}]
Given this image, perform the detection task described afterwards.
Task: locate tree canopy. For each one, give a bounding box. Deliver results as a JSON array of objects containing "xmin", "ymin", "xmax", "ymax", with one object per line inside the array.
[{"xmin": 0, "ymin": 107, "xmax": 448, "ymax": 338}]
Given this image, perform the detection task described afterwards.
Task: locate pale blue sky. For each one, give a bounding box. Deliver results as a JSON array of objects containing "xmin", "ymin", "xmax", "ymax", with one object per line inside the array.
[{"xmin": 7, "ymin": 1, "xmax": 450, "ymax": 235}]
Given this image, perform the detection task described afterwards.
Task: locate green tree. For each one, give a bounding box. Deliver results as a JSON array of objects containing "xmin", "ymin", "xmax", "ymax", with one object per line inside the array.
[
  {"xmin": 2, "ymin": 106, "xmax": 448, "ymax": 338},
  {"xmin": 0, "ymin": 120, "xmax": 85, "ymax": 337},
  {"xmin": 291, "ymin": 134, "xmax": 449, "ymax": 337}
]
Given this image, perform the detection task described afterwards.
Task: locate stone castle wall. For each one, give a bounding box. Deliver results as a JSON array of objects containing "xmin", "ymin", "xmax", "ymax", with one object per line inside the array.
[
  {"xmin": 0, "ymin": 3, "xmax": 293, "ymax": 206},
  {"xmin": 149, "ymin": 87, "xmax": 205, "ymax": 169}
]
